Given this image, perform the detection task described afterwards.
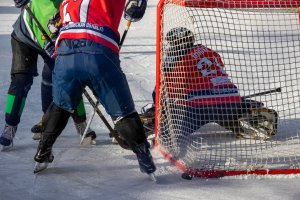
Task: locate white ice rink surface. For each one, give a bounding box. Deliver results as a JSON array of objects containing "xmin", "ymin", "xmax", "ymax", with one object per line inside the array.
[{"xmin": 1, "ymin": 0, "xmax": 300, "ymax": 199}]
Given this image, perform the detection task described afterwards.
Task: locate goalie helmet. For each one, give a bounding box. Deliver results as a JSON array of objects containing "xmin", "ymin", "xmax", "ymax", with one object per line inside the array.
[{"xmin": 165, "ymin": 27, "xmax": 195, "ymax": 49}]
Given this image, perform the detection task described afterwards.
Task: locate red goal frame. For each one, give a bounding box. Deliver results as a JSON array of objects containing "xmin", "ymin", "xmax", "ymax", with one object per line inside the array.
[{"xmin": 155, "ymin": 0, "xmax": 300, "ymax": 178}]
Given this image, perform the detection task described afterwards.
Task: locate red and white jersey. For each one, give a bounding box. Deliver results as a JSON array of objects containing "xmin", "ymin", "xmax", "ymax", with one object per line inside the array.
[
  {"xmin": 164, "ymin": 45, "xmax": 241, "ymax": 107},
  {"xmin": 56, "ymin": 0, "xmax": 126, "ymax": 53}
]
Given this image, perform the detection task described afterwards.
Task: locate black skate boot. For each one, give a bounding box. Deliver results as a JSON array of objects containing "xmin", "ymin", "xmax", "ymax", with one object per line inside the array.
[
  {"xmin": 134, "ymin": 142, "xmax": 157, "ymax": 181},
  {"xmin": 33, "ymin": 141, "xmax": 54, "ymax": 173},
  {"xmin": 31, "ymin": 115, "xmax": 45, "ymax": 140}
]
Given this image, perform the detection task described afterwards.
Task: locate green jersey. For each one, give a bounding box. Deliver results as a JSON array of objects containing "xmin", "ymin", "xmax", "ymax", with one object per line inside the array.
[
  {"xmin": 24, "ymin": 0, "xmax": 62, "ymax": 48},
  {"xmin": 14, "ymin": 0, "xmax": 62, "ymax": 49}
]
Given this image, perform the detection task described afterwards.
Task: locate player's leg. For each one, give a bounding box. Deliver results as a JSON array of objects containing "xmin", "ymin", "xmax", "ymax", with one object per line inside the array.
[
  {"xmin": 71, "ymin": 99, "xmax": 97, "ymax": 144},
  {"xmin": 31, "ymin": 55, "xmax": 97, "ymax": 143},
  {"xmin": 34, "ymin": 48, "xmax": 84, "ymax": 165},
  {"xmin": 31, "ymin": 57, "xmax": 54, "ymax": 139},
  {"xmin": 88, "ymin": 46, "xmax": 156, "ymax": 175},
  {"xmin": 0, "ymin": 32, "xmax": 38, "ymax": 149},
  {"xmin": 34, "ymin": 102, "xmax": 71, "ymax": 163},
  {"xmin": 211, "ymin": 103, "xmax": 246, "ymax": 138}
]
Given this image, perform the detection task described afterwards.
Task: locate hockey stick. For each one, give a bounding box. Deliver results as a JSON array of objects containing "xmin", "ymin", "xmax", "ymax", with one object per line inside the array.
[
  {"xmin": 80, "ymin": 99, "xmax": 99, "ymax": 145},
  {"xmin": 243, "ymin": 87, "xmax": 281, "ymax": 98},
  {"xmin": 82, "ymin": 19, "xmax": 131, "ymax": 128},
  {"xmin": 83, "ymin": 89, "xmax": 130, "ymax": 149},
  {"xmin": 83, "ymin": 90, "xmax": 115, "ymax": 135},
  {"xmin": 119, "ymin": 21, "xmax": 131, "ymax": 50}
]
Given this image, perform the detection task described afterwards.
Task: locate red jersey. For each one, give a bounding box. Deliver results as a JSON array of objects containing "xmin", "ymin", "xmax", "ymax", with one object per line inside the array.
[
  {"xmin": 164, "ymin": 45, "xmax": 241, "ymax": 107},
  {"xmin": 56, "ymin": 0, "xmax": 126, "ymax": 53}
]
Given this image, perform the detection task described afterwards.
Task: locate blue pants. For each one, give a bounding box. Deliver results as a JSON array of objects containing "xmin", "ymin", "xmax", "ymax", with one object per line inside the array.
[{"xmin": 53, "ymin": 39, "xmax": 135, "ymax": 117}]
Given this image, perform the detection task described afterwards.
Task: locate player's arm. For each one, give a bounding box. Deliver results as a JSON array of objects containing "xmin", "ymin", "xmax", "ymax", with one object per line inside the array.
[{"xmin": 44, "ymin": 12, "xmax": 62, "ymax": 58}]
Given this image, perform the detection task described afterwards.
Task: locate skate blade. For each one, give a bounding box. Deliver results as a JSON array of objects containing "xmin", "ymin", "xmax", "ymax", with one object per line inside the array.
[
  {"xmin": 33, "ymin": 162, "xmax": 49, "ymax": 174},
  {"xmin": 111, "ymin": 137, "xmax": 118, "ymax": 145},
  {"xmin": 32, "ymin": 133, "xmax": 42, "ymax": 140},
  {"xmin": 1, "ymin": 143, "xmax": 13, "ymax": 152},
  {"xmin": 148, "ymin": 173, "xmax": 157, "ymax": 182},
  {"xmin": 80, "ymin": 136, "xmax": 96, "ymax": 146}
]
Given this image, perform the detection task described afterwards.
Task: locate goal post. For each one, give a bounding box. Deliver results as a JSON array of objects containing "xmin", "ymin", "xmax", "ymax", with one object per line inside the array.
[{"xmin": 155, "ymin": 0, "xmax": 300, "ymax": 178}]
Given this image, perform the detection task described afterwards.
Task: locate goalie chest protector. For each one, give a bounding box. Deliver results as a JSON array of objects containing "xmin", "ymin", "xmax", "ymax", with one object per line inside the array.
[{"xmin": 164, "ymin": 45, "xmax": 241, "ymax": 107}]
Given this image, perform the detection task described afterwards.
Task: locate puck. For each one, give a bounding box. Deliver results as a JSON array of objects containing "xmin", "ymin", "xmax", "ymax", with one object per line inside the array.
[{"xmin": 181, "ymin": 172, "xmax": 193, "ymax": 180}]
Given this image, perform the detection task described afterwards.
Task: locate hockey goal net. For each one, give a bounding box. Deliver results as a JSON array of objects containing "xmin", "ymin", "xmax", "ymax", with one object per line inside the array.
[{"xmin": 155, "ymin": 0, "xmax": 300, "ymax": 178}]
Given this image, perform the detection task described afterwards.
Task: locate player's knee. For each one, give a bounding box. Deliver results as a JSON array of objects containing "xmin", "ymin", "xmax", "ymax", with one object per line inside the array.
[
  {"xmin": 42, "ymin": 65, "xmax": 53, "ymax": 85},
  {"xmin": 10, "ymin": 73, "xmax": 33, "ymax": 95},
  {"xmin": 114, "ymin": 112, "xmax": 147, "ymax": 149}
]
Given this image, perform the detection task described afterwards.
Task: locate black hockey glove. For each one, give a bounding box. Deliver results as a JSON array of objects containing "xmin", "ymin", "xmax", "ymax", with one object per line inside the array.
[
  {"xmin": 14, "ymin": 0, "xmax": 30, "ymax": 8},
  {"xmin": 47, "ymin": 12, "xmax": 62, "ymax": 36},
  {"xmin": 44, "ymin": 12, "xmax": 61, "ymax": 58},
  {"xmin": 44, "ymin": 39, "xmax": 56, "ymax": 59},
  {"xmin": 124, "ymin": 0, "xmax": 147, "ymax": 22}
]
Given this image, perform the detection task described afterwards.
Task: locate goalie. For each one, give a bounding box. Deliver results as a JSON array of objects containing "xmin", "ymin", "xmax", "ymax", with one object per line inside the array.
[{"xmin": 142, "ymin": 27, "xmax": 278, "ymax": 140}]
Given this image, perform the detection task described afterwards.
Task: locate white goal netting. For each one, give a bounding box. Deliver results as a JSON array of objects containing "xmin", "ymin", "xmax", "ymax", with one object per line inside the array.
[{"xmin": 156, "ymin": 0, "xmax": 300, "ymax": 177}]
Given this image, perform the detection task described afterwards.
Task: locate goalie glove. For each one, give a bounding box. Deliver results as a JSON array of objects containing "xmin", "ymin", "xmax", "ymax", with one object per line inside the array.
[{"xmin": 124, "ymin": 0, "xmax": 147, "ymax": 22}]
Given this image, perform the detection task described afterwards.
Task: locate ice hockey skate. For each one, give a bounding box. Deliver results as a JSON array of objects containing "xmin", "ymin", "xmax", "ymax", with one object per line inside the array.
[
  {"xmin": 0, "ymin": 125, "xmax": 17, "ymax": 151},
  {"xmin": 31, "ymin": 117, "xmax": 44, "ymax": 140},
  {"xmin": 75, "ymin": 121, "xmax": 97, "ymax": 146},
  {"xmin": 134, "ymin": 142, "xmax": 157, "ymax": 182},
  {"xmin": 33, "ymin": 145, "xmax": 54, "ymax": 173}
]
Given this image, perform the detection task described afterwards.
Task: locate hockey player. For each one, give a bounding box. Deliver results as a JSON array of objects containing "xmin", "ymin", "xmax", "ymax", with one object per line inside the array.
[
  {"xmin": 0, "ymin": 0, "xmax": 96, "ymax": 151},
  {"xmin": 143, "ymin": 27, "xmax": 278, "ymax": 144},
  {"xmin": 33, "ymin": 0, "xmax": 156, "ymax": 180}
]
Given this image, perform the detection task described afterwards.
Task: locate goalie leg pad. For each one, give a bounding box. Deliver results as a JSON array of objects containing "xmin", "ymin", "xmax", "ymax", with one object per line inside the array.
[{"xmin": 248, "ymin": 107, "xmax": 278, "ymax": 136}]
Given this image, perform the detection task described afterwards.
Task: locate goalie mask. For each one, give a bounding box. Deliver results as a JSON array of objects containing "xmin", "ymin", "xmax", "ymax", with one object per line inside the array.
[{"xmin": 165, "ymin": 27, "xmax": 195, "ymax": 50}]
